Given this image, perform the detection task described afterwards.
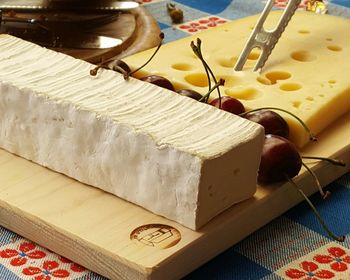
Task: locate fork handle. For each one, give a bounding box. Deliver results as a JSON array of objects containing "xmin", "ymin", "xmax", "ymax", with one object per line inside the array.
[{"xmin": 234, "ymin": 0, "xmax": 302, "ymax": 72}]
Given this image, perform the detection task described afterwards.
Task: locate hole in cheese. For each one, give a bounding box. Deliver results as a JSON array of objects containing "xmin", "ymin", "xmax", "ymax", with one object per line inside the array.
[
  {"xmin": 171, "ymin": 63, "xmax": 195, "ymax": 71},
  {"xmin": 257, "ymin": 76, "xmax": 272, "ymax": 85},
  {"xmin": 306, "ymin": 96, "xmax": 314, "ymax": 101},
  {"xmin": 328, "ymin": 80, "xmax": 336, "ymax": 84},
  {"xmin": 327, "ymin": 45, "xmax": 342, "ymax": 52},
  {"xmin": 280, "ymin": 83, "xmax": 302, "ymax": 91},
  {"xmin": 326, "ymin": 38, "xmax": 333, "ymax": 41},
  {"xmin": 185, "ymin": 73, "xmax": 209, "ymax": 87},
  {"xmin": 265, "ymin": 71, "xmax": 291, "ymax": 84},
  {"xmin": 217, "ymin": 57, "xmax": 237, "ymax": 68},
  {"xmin": 292, "ymin": 101, "xmax": 301, "ymax": 108},
  {"xmin": 225, "ymin": 87, "xmax": 261, "ymax": 100},
  {"xmin": 291, "ymin": 50, "xmax": 316, "ymax": 62},
  {"xmin": 298, "ymin": 29, "xmax": 310, "ymax": 34},
  {"xmin": 247, "ymin": 48, "xmax": 261, "ymax": 60}
]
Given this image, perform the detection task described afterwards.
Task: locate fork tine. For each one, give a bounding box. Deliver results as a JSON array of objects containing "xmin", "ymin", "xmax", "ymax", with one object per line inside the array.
[{"xmin": 234, "ymin": 0, "xmax": 302, "ymax": 72}]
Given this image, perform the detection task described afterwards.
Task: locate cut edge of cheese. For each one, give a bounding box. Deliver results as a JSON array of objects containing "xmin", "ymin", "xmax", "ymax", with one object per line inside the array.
[{"xmin": 0, "ymin": 35, "xmax": 264, "ymax": 229}]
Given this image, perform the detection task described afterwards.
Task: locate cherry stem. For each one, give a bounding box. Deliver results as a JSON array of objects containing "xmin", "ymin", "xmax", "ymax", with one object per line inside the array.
[
  {"xmin": 190, "ymin": 40, "xmax": 211, "ymax": 92},
  {"xmin": 240, "ymin": 107, "xmax": 317, "ymax": 142},
  {"xmin": 286, "ymin": 175, "xmax": 345, "ymax": 242},
  {"xmin": 167, "ymin": 3, "xmax": 176, "ymax": 10},
  {"xmin": 199, "ymin": 78, "xmax": 225, "ymax": 103},
  {"xmin": 90, "ymin": 32, "xmax": 164, "ymax": 77},
  {"xmin": 302, "ymin": 156, "xmax": 346, "ymax": 167},
  {"xmin": 112, "ymin": 65, "xmax": 129, "ymax": 80},
  {"xmin": 191, "ymin": 38, "xmax": 222, "ymax": 105},
  {"xmin": 302, "ymin": 162, "xmax": 330, "ymax": 199},
  {"xmin": 128, "ymin": 32, "xmax": 165, "ymax": 79},
  {"xmin": 90, "ymin": 58, "xmax": 108, "ymax": 76}
]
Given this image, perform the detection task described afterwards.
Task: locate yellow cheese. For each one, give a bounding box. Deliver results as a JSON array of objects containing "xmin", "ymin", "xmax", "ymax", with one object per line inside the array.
[{"xmin": 124, "ymin": 11, "xmax": 350, "ymax": 148}]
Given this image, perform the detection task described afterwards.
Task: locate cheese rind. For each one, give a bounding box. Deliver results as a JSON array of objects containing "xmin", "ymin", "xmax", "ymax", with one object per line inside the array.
[
  {"xmin": 124, "ymin": 11, "xmax": 350, "ymax": 147},
  {"xmin": 0, "ymin": 35, "xmax": 264, "ymax": 229}
]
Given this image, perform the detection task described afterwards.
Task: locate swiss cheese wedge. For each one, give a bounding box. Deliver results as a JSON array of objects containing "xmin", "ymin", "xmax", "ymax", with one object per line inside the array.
[{"xmin": 124, "ymin": 11, "xmax": 350, "ymax": 147}]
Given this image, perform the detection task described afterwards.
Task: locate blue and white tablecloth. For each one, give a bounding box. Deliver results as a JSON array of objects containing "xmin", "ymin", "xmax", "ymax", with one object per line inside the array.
[{"xmin": 1, "ymin": 1, "xmax": 350, "ymax": 279}]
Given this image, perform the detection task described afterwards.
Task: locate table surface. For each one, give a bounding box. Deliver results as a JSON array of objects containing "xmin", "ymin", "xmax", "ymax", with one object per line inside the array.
[{"xmin": 1, "ymin": 1, "xmax": 350, "ymax": 279}]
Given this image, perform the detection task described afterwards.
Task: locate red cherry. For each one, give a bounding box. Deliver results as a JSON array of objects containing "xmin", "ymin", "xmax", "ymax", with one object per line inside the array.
[
  {"xmin": 209, "ymin": 96, "xmax": 245, "ymax": 115},
  {"xmin": 177, "ymin": 89, "xmax": 203, "ymax": 101},
  {"xmin": 258, "ymin": 134, "xmax": 302, "ymax": 184},
  {"xmin": 140, "ymin": 75, "xmax": 175, "ymax": 91},
  {"xmin": 244, "ymin": 110, "xmax": 289, "ymax": 138}
]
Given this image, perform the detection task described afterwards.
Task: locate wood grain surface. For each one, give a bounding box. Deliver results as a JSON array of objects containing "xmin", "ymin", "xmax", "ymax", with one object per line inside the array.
[{"xmin": 0, "ymin": 106, "xmax": 349, "ymax": 279}]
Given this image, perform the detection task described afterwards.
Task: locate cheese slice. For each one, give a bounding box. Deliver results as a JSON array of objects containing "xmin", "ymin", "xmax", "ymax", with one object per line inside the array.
[
  {"xmin": 0, "ymin": 34, "xmax": 264, "ymax": 230},
  {"xmin": 124, "ymin": 11, "xmax": 350, "ymax": 147}
]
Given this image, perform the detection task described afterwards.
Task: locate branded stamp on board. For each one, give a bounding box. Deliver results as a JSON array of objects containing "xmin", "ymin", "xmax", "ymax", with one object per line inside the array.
[{"xmin": 130, "ymin": 224, "xmax": 181, "ymax": 249}]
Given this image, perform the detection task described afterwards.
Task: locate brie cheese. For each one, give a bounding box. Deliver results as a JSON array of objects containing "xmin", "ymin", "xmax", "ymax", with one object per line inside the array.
[{"xmin": 0, "ymin": 35, "xmax": 264, "ymax": 229}]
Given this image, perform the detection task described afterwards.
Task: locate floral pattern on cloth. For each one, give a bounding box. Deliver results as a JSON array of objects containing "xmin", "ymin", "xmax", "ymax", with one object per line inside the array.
[
  {"xmin": 277, "ymin": 243, "xmax": 350, "ymax": 279},
  {"xmin": 136, "ymin": 0, "xmax": 165, "ymax": 5},
  {"xmin": 176, "ymin": 16, "xmax": 228, "ymax": 34},
  {"xmin": 0, "ymin": 239, "xmax": 90, "ymax": 279},
  {"xmin": 272, "ymin": 0, "xmax": 310, "ymax": 9},
  {"xmin": 0, "ymin": 242, "xmax": 46, "ymax": 267}
]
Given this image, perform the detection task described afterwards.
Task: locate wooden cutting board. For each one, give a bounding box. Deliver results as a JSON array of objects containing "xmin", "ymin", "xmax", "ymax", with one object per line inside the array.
[{"xmin": 0, "ymin": 104, "xmax": 349, "ymax": 279}]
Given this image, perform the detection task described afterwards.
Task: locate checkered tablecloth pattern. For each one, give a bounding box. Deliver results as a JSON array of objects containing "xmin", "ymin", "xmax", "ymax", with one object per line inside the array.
[{"xmin": 1, "ymin": 1, "xmax": 350, "ymax": 279}]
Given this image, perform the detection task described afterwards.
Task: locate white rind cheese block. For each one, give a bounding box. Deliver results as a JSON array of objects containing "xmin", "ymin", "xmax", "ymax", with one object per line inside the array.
[
  {"xmin": 0, "ymin": 35, "xmax": 264, "ymax": 230},
  {"xmin": 124, "ymin": 11, "xmax": 350, "ymax": 148}
]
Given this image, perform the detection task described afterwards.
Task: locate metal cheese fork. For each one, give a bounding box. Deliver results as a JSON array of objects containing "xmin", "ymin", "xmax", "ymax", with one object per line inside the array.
[{"xmin": 234, "ymin": 0, "xmax": 302, "ymax": 72}]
